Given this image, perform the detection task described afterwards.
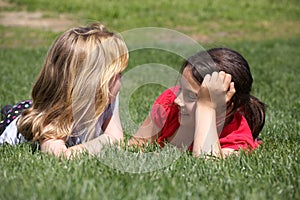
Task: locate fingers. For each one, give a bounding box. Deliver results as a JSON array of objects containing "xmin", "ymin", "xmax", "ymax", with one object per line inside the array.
[
  {"xmin": 223, "ymin": 73, "xmax": 232, "ymax": 91},
  {"xmin": 219, "ymin": 71, "xmax": 235, "ymax": 103},
  {"xmin": 210, "ymin": 71, "xmax": 219, "ymax": 82},
  {"xmin": 199, "ymin": 71, "xmax": 235, "ymax": 108},
  {"xmin": 202, "ymin": 71, "xmax": 230, "ymax": 87},
  {"xmin": 226, "ymin": 82, "xmax": 236, "ymax": 103},
  {"xmin": 202, "ymin": 73, "xmax": 211, "ymax": 85},
  {"xmin": 219, "ymin": 71, "xmax": 226, "ymax": 82},
  {"xmin": 202, "ymin": 71, "xmax": 234, "ymax": 91}
]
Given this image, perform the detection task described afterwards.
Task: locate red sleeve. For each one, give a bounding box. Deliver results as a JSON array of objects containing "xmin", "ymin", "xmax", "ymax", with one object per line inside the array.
[
  {"xmin": 150, "ymin": 86, "xmax": 180, "ymax": 145},
  {"xmin": 219, "ymin": 112, "xmax": 260, "ymax": 150}
]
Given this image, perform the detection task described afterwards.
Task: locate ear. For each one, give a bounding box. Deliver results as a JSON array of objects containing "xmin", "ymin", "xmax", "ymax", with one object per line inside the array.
[{"xmin": 226, "ymin": 102, "xmax": 235, "ymax": 116}]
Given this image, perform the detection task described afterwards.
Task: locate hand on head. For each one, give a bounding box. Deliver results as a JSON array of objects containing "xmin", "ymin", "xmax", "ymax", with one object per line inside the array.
[{"xmin": 197, "ymin": 71, "xmax": 236, "ymax": 109}]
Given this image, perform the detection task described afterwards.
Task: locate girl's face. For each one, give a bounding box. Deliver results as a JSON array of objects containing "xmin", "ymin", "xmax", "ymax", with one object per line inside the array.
[
  {"xmin": 174, "ymin": 67, "xmax": 200, "ymax": 127},
  {"xmin": 109, "ymin": 72, "xmax": 122, "ymax": 103}
]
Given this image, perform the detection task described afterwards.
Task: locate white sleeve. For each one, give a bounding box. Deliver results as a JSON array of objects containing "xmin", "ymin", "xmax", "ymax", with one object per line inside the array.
[{"xmin": 0, "ymin": 117, "xmax": 25, "ymax": 145}]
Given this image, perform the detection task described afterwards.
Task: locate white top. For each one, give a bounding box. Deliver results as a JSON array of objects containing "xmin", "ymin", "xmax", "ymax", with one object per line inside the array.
[
  {"xmin": 0, "ymin": 96, "xmax": 118, "ymax": 146},
  {"xmin": 0, "ymin": 116, "xmax": 25, "ymax": 144}
]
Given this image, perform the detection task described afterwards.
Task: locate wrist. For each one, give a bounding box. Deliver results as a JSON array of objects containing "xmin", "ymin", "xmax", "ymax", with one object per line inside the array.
[
  {"xmin": 66, "ymin": 144, "xmax": 86, "ymax": 158},
  {"xmin": 197, "ymin": 101, "xmax": 217, "ymax": 110}
]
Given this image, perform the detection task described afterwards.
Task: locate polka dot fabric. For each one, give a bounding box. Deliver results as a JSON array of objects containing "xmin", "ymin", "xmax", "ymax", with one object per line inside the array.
[{"xmin": 0, "ymin": 100, "xmax": 32, "ymax": 135}]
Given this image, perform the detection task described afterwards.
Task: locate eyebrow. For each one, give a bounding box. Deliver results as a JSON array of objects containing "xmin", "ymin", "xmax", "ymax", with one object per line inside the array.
[
  {"xmin": 180, "ymin": 87, "xmax": 198, "ymax": 99},
  {"xmin": 185, "ymin": 89, "xmax": 197, "ymax": 97},
  {"xmin": 179, "ymin": 79, "xmax": 197, "ymax": 94}
]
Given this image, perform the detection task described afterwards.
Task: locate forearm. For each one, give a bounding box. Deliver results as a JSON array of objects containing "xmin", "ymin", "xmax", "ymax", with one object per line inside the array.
[
  {"xmin": 40, "ymin": 134, "xmax": 119, "ymax": 158},
  {"xmin": 129, "ymin": 115, "xmax": 160, "ymax": 147},
  {"xmin": 82, "ymin": 133, "xmax": 118, "ymax": 155},
  {"xmin": 192, "ymin": 71, "xmax": 236, "ymax": 158},
  {"xmin": 193, "ymin": 103, "xmax": 222, "ymax": 158}
]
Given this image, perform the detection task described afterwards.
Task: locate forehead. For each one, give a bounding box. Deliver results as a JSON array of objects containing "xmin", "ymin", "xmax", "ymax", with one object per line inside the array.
[{"xmin": 180, "ymin": 67, "xmax": 201, "ymax": 92}]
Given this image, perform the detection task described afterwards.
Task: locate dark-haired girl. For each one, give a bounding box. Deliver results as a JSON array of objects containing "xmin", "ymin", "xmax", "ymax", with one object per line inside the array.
[{"xmin": 130, "ymin": 48, "xmax": 266, "ymax": 158}]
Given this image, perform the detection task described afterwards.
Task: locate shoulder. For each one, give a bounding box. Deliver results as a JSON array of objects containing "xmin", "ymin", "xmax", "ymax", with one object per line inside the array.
[
  {"xmin": 151, "ymin": 86, "xmax": 179, "ymax": 129},
  {"xmin": 153, "ymin": 86, "xmax": 179, "ymax": 105},
  {"xmin": 219, "ymin": 112, "xmax": 259, "ymax": 150},
  {"xmin": 0, "ymin": 117, "xmax": 25, "ymax": 145}
]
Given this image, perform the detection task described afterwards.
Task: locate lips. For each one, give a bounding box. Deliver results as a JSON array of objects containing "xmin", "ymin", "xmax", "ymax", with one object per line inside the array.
[{"xmin": 179, "ymin": 112, "xmax": 189, "ymax": 116}]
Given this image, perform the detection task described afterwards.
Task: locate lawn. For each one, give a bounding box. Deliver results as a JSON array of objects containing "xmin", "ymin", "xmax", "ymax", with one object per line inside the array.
[{"xmin": 0, "ymin": 0, "xmax": 299, "ymax": 199}]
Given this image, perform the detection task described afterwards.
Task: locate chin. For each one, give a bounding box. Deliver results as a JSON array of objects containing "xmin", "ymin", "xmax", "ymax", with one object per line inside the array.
[
  {"xmin": 179, "ymin": 114, "xmax": 193, "ymax": 127},
  {"xmin": 108, "ymin": 95, "xmax": 117, "ymax": 104}
]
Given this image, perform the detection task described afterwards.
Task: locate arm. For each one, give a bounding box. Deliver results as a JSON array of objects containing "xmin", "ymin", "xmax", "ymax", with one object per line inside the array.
[
  {"xmin": 39, "ymin": 136, "xmax": 85, "ymax": 160},
  {"xmin": 82, "ymin": 107, "xmax": 123, "ymax": 155},
  {"xmin": 193, "ymin": 103, "xmax": 221, "ymax": 157},
  {"xmin": 40, "ymin": 99, "xmax": 124, "ymax": 158},
  {"xmin": 40, "ymin": 111, "xmax": 123, "ymax": 158},
  {"xmin": 40, "ymin": 138, "xmax": 85, "ymax": 159},
  {"xmin": 192, "ymin": 71, "xmax": 235, "ymax": 158},
  {"xmin": 129, "ymin": 114, "xmax": 161, "ymax": 146},
  {"xmin": 128, "ymin": 87, "xmax": 178, "ymax": 147}
]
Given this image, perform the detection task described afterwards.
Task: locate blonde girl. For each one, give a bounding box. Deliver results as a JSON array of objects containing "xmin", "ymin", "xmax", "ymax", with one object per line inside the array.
[{"xmin": 0, "ymin": 23, "xmax": 128, "ymax": 158}]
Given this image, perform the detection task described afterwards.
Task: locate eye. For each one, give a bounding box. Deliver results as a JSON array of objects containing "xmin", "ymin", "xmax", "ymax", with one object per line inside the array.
[{"xmin": 183, "ymin": 90, "xmax": 197, "ymax": 102}]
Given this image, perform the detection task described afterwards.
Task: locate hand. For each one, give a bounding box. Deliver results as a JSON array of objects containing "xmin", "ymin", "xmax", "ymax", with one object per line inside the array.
[
  {"xmin": 197, "ymin": 71, "xmax": 235, "ymax": 109},
  {"xmin": 40, "ymin": 138, "xmax": 85, "ymax": 159},
  {"xmin": 40, "ymin": 138, "xmax": 68, "ymax": 157},
  {"xmin": 197, "ymin": 71, "xmax": 236, "ymax": 134}
]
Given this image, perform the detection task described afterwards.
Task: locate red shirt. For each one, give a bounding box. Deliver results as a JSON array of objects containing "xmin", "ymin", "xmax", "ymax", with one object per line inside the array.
[{"xmin": 151, "ymin": 86, "xmax": 260, "ymax": 151}]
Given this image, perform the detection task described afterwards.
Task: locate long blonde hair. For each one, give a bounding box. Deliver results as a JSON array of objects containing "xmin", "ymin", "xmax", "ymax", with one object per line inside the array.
[{"xmin": 18, "ymin": 23, "xmax": 129, "ymax": 142}]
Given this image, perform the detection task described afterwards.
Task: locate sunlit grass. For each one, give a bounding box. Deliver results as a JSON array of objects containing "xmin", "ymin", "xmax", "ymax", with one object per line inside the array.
[
  {"xmin": 0, "ymin": 0, "xmax": 299, "ymax": 47},
  {"xmin": 0, "ymin": 0, "xmax": 299, "ymax": 199}
]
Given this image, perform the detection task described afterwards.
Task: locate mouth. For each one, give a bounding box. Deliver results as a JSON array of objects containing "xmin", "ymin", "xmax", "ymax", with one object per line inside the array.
[{"xmin": 179, "ymin": 112, "xmax": 189, "ymax": 116}]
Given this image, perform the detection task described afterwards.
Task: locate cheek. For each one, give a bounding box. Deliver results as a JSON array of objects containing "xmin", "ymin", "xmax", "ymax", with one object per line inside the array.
[
  {"xmin": 115, "ymin": 81, "xmax": 121, "ymax": 94},
  {"xmin": 179, "ymin": 101, "xmax": 197, "ymax": 126},
  {"xmin": 110, "ymin": 78, "xmax": 121, "ymax": 96}
]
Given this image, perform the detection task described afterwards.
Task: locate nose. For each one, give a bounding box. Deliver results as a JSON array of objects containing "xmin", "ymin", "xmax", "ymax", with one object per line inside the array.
[{"xmin": 174, "ymin": 93, "xmax": 184, "ymax": 107}]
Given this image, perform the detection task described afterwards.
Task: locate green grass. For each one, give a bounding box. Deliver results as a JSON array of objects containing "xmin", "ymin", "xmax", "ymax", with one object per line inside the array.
[
  {"xmin": 0, "ymin": 0, "xmax": 299, "ymax": 199},
  {"xmin": 1, "ymin": 0, "xmax": 299, "ymax": 46},
  {"xmin": 0, "ymin": 47, "xmax": 45, "ymax": 105},
  {"xmin": 0, "ymin": 26, "xmax": 59, "ymax": 48}
]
